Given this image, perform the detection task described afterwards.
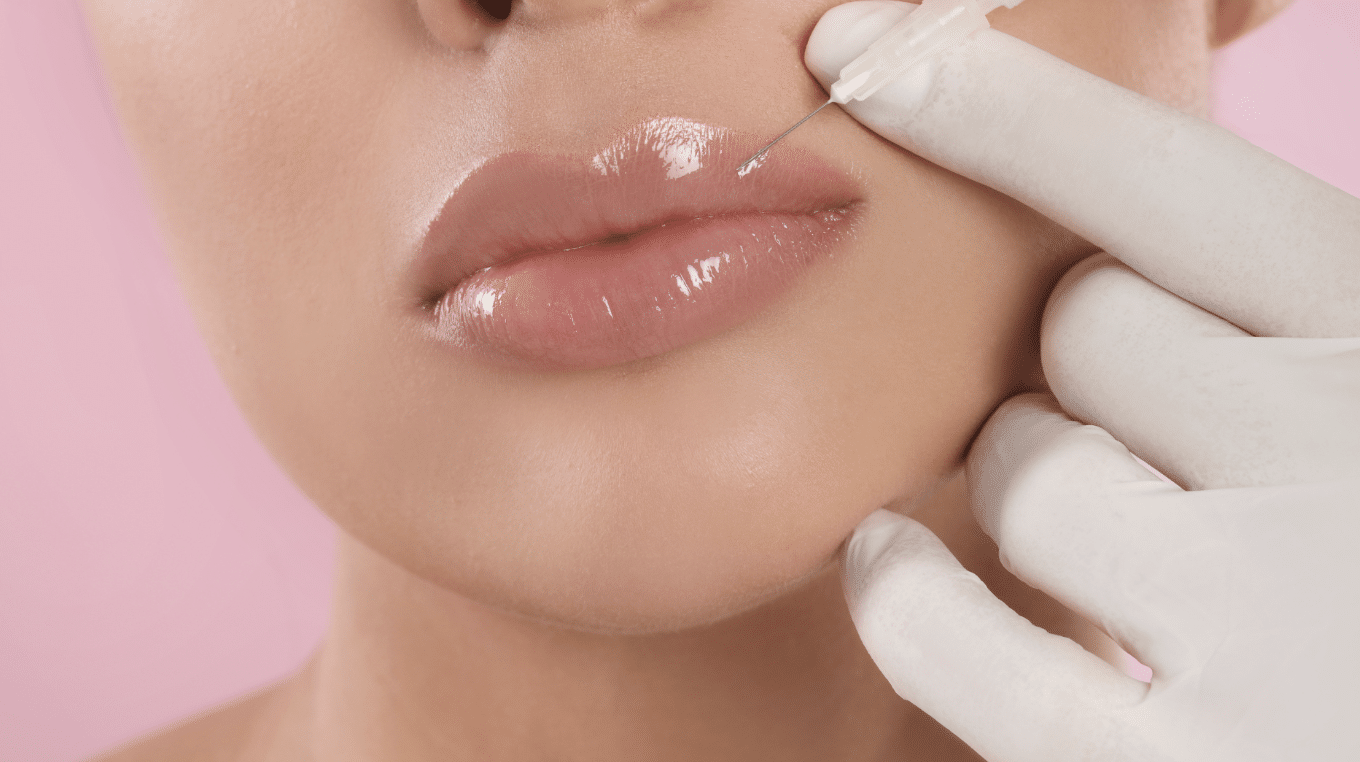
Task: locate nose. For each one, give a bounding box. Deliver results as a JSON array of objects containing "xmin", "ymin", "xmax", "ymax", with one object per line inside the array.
[
  {"xmin": 419, "ymin": 0, "xmax": 687, "ymax": 47},
  {"xmin": 417, "ymin": 0, "xmax": 500, "ymax": 50}
]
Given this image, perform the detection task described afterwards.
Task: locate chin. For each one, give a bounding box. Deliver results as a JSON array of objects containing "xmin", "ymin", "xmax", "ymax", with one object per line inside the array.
[{"xmin": 341, "ymin": 446, "xmax": 892, "ymax": 635}]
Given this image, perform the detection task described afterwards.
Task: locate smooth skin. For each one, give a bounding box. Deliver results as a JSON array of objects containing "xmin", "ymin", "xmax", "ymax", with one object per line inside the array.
[{"xmin": 80, "ymin": 0, "xmax": 1289, "ymax": 760}]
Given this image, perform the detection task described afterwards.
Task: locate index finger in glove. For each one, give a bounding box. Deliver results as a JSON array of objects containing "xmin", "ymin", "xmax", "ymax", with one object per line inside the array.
[{"xmin": 805, "ymin": 1, "xmax": 1360, "ymax": 339}]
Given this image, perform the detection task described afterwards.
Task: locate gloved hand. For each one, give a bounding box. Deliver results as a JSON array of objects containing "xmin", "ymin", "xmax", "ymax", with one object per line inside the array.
[{"xmin": 806, "ymin": 3, "xmax": 1360, "ymax": 760}]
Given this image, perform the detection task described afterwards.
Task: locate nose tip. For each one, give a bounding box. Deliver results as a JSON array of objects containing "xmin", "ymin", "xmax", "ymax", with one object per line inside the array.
[
  {"xmin": 419, "ymin": 0, "xmax": 664, "ymax": 48},
  {"xmin": 417, "ymin": 0, "xmax": 499, "ymax": 50}
]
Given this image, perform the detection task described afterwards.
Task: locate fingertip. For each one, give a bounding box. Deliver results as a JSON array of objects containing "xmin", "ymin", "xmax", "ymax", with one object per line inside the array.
[
  {"xmin": 837, "ymin": 503, "xmax": 1144, "ymax": 760},
  {"xmin": 1046, "ymin": 252, "xmax": 1125, "ymax": 308},
  {"xmin": 841, "ymin": 508, "xmax": 913, "ymax": 605},
  {"xmin": 966, "ymin": 393, "xmax": 1077, "ymax": 538},
  {"xmin": 855, "ymin": 506, "xmax": 909, "ymax": 532},
  {"xmin": 968, "ymin": 391, "xmax": 1173, "ymax": 552},
  {"xmin": 805, "ymin": 1, "xmax": 917, "ymax": 85}
]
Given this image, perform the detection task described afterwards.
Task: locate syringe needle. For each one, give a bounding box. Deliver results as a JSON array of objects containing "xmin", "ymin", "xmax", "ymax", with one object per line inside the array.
[
  {"xmin": 736, "ymin": 99, "xmax": 835, "ymax": 176},
  {"xmin": 737, "ymin": 1, "xmax": 1026, "ymax": 177}
]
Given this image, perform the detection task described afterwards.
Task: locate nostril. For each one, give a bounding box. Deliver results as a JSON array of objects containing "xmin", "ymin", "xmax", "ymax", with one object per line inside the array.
[
  {"xmin": 470, "ymin": 0, "xmax": 513, "ymax": 21},
  {"xmin": 420, "ymin": 0, "xmax": 504, "ymax": 47}
]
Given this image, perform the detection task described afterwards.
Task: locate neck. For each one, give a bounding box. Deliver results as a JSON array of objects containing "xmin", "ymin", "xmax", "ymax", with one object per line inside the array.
[{"xmin": 270, "ymin": 472, "xmax": 1072, "ymax": 761}]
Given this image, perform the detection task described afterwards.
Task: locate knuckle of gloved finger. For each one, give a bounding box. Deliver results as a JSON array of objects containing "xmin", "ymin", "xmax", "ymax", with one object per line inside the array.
[
  {"xmin": 1031, "ymin": 677, "xmax": 1166, "ymax": 762},
  {"xmin": 1088, "ymin": 711, "xmax": 1169, "ymax": 762},
  {"xmin": 1260, "ymin": 342, "xmax": 1360, "ymax": 469}
]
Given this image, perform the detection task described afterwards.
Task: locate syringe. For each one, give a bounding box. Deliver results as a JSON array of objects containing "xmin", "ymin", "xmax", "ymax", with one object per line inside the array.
[{"xmin": 737, "ymin": 0, "xmax": 1025, "ymax": 175}]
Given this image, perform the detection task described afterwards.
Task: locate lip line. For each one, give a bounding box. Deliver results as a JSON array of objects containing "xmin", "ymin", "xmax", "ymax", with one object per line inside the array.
[{"xmin": 455, "ymin": 200, "xmax": 862, "ymax": 285}]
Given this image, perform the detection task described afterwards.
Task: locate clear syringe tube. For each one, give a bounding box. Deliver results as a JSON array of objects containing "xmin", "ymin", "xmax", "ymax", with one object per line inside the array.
[
  {"xmin": 829, "ymin": 0, "xmax": 1024, "ymax": 104},
  {"xmin": 738, "ymin": 0, "xmax": 1025, "ymax": 174}
]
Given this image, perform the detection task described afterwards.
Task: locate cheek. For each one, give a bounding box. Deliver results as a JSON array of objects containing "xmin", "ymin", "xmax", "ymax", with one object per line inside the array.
[
  {"xmin": 86, "ymin": 0, "xmax": 499, "ymax": 476},
  {"xmin": 998, "ymin": 0, "xmax": 1212, "ymax": 114},
  {"xmin": 84, "ymin": 0, "xmax": 427, "ymax": 374}
]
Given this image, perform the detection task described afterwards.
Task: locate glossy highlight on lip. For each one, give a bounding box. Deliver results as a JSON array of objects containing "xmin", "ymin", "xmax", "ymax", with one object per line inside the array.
[
  {"xmin": 415, "ymin": 117, "xmax": 864, "ymax": 370},
  {"xmin": 591, "ymin": 117, "xmax": 719, "ymax": 180}
]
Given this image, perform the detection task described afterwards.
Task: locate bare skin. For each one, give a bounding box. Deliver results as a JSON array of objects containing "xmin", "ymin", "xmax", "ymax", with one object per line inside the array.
[
  {"xmin": 81, "ymin": 0, "xmax": 1290, "ymax": 759},
  {"xmin": 99, "ymin": 473, "xmax": 1095, "ymax": 762}
]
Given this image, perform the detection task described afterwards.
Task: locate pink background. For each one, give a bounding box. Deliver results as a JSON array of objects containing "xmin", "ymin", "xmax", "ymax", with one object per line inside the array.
[{"xmin": 2, "ymin": 2, "xmax": 1357, "ymax": 760}]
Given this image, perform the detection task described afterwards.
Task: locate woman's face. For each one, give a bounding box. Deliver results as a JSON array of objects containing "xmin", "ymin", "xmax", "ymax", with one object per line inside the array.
[{"xmin": 81, "ymin": 0, "xmax": 1212, "ymax": 633}]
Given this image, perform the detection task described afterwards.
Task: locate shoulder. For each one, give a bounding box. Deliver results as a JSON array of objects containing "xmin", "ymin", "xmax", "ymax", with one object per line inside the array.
[{"xmin": 88, "ymin": 680, "xmax": 297, "ymax": 762}]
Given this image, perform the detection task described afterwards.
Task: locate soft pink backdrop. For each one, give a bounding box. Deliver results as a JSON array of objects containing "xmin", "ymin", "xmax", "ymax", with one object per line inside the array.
[{"xmin": 2, "ymin": 2, "xmax": 1357, "ymax": 760}]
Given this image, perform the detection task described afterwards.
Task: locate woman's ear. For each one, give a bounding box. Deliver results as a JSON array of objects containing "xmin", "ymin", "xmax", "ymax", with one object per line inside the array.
[{"xmin": 1210, "ymin": 0, "xmax": 1294, "ymax": 48}]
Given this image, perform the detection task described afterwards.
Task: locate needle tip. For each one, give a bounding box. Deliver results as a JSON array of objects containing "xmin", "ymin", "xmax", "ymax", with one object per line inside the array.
[
  {"xmin": 736, "ymin": 152, "xmax": 766, "ymax": 177},
  {"xmin": 733, "ymin": 99, "xmax": 834, "ymax": 178}
]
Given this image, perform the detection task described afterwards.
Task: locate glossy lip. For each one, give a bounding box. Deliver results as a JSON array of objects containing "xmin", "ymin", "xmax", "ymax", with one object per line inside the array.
[{"xmin": 414, "ymin": 117, "xmax": 864, "ymax": 370}]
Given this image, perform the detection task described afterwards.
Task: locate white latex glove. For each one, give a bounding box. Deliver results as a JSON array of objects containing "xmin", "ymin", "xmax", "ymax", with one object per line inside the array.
[{"xmin": 807, "ymin": 3, "xmax": 1360, "ymax": 760}]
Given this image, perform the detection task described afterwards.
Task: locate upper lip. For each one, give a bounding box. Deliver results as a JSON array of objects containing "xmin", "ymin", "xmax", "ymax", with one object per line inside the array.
[{"xmin": 413, "ymin": 118, "xmax": 864, "ymax": 305}]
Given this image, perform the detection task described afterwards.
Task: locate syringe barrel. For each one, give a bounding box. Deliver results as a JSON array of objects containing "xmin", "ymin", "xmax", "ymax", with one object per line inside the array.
[
  {"xmin": 828, "ymin": 0, "xmax": 1021, "ymax": 104},
  {"xmin": 974, "ymin": 0, "xmax": 1025, "ymax": 13}
]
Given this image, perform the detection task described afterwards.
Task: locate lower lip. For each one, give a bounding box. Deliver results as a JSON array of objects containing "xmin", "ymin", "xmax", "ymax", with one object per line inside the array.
[{"xmin": 434, "ymin": 206, "xmax": 858, "ymax": 370}]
